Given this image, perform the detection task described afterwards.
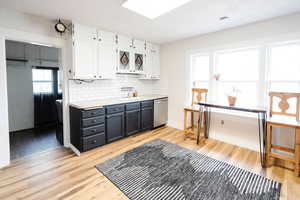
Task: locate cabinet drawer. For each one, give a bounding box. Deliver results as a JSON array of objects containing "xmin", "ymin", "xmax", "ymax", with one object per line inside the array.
[
  {"xmin": 81, "ymin": 108, "xmax": 104, "ymax": 119},
  {"xmin": 82, "ymin": 133, "xmax": 105, "ymax": 152},
  {"xmin": 141, "ymin": 100, "xmax": 153, "ymax": 108},
  {"xmin": 82, "ymin": 124, "xmax": 105, "ymax": 137},
  {"xmin": 82, "ymin": 116, "xmax": 105, "ymax": 128},
  {"xmin": 126, "ymin": 102, "xmax": 140, "ymax": 111},
  {"xmin": 106, "ymin": 104, "xmax": 125, "ymax": 114}
]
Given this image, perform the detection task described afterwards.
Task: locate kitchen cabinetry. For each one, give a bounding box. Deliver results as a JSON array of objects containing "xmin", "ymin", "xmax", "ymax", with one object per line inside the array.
[
  {"xmin": 97, "ymin": 30, "xmax": 117, "ymax": 79},
  {"xmin": 71, "ymin": 23, "xmax": 116, "ymax": 79},
  {"xmin": 141, "ymin": 43, "xmax": 160, "ymax": 80},
  {"xmin": 69, "ymin": 98, "xmax": 166, "ymax": 153},
  {"xmin": 141, "ymin": 100, "xmax": 154, "ymax": 130},
  {"xmin": 106, "ymin": 104, "xmax": 125, "ymax": 143},
  {"xmin": 116, "ymin": 36, "xmax": 145, "ymax": 74},
  {"xmin": 69, "ymin": 107, "xmax": 106, "ymax": 152},
  {"xmin": 5, "ymin": 41, "xmax": 25, "ymax": 60},
  {"xmin": 125, "ymin": 103, "xmax": 141, "ymax": 136},
  {"xmin": 72, "ymin": 23, "xmax": 97, "ymax": 79}
]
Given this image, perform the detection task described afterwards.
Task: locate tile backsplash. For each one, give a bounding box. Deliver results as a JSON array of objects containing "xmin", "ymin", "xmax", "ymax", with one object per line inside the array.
[{"xmin": 69, "ymin": 75, "xmax": 165, "ymax": 102}]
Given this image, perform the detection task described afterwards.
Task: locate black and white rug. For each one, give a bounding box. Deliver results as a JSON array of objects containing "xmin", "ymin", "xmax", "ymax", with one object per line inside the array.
[{"xmin": 96, "ymin": 139, "xmax": 281, "ymax": 200}]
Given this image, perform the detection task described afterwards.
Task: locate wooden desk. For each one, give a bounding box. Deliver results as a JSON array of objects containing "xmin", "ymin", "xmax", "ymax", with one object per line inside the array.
[{"xmin": 197, "ymin": 102, "xmax": 267, "ymax": 167}]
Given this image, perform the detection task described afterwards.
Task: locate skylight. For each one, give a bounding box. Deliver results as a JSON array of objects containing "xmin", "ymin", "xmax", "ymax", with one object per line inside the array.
[{"xmin": 122, "ymin": 0, "xmax": 192, "ymax": 19}]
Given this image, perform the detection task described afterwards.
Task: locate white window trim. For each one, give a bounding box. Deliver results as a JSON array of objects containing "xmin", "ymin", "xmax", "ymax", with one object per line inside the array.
[{"xmin": 187, "ymin": 39, "xmax": 300, "ymax": 117}]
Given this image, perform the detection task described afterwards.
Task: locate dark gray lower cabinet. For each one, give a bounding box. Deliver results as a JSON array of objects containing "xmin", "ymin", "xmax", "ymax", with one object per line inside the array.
[
  {"xmin": 141, "ymin": 103, "xmax": 154, "ymax": 131},
  {"xmin": 70, "ymin": 99, "xmax": 157, "ymax": 153},
  {"xmin": 126, "ymin": 110, "xmax": 140, "ymax": 136},
  {"xmin": 106, "ymin": 112, "xmax": 125, "ymax": 143},
  {"xmin": 69, "ymin": 106, "xmax": 106, "ymax": 152}
]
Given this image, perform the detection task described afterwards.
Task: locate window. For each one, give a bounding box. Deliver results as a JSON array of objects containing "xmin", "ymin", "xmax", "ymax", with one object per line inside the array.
[
  {"xmin": 268, "ymin": 43, "xmax": 300, "ymax": 93},
  {"xmin": 32, "ymin": 69, "xmax": 54, "ymax": 93},
  {"xmin": 215, "ymin": 48, "xmax": 260, "ymax": 106},
  {"xmin": 190, "ymin": 54, "xmax": 210, "ymax": 89},
  {"xmin": 189, "ymin": 40, "xmax": 300, "ymax": 110}
]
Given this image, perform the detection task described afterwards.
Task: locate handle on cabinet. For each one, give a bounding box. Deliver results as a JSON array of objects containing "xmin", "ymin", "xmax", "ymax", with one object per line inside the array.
[{"xmin": 92, "ymin": 140, "xmax": 97, "ymax": 144}]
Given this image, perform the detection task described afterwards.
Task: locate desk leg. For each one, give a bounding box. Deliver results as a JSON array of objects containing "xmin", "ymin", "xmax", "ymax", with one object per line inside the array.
[
  {"xmin": 197, "ymin": 106, "xmax": 204, "ymax": 145},
  {"xmin": 258, "ymin": 112, "xmax": 267, "ymax": 168},
  {"xmin": 204, "ymin": 107, "xmax": 211, "ymax": 139}
]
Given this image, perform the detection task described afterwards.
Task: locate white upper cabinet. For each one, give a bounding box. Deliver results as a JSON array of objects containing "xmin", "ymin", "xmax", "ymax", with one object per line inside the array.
[
  {"xmin": 72, "ymin": 23, "xmax": 98, "ymax": 79},
  {"xmin": 116, "ymin": 36, "xmax": 146, "ymax": 74},
  {"xmin": 133, "ymin": 39, "xmax": 146, "ymax": 74},
  {"xmin": 70, "ymin": 22, "xmax": 160, "ymax": 80},
  {"xmin": 151, "ymin": 44, "xmax": 160, "ymax": 79},
  {"xmin": 97, "ymin": 30, "xmax": 117, "ymax": 79},
  {"xmin": 116, "ymin": 35, "xmax": 133, "ymax": 73},
  {"xmin": 142, "ymin": 42, "xmax": 160, "ymax": 79}
]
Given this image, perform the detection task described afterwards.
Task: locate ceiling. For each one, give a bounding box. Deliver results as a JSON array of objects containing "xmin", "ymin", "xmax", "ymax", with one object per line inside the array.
[{"xmin": 1, "ymin": 0, "xmax": 300, "ymax": 44}]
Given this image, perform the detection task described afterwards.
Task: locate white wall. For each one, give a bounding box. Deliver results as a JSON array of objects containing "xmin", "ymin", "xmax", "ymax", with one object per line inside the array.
[
  {"xmin": 7, "ymin": 62, "xmax": 34, "ymax": 132},
  {"xmin": 0, "ymin": 8, "xmax": 69, "ymax": 168},
  {"xmin": 0, "ymin": 35, "xmax": 10, "ymax": 168},
  {"xmin": 161, "ymin": 12, "xmax": 300, "ymax": 151}
]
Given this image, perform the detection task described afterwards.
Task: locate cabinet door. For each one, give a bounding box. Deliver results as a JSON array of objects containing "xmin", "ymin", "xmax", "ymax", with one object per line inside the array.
[
  {"xmin": 117, "ymin": 35, "xmax": 133, "ymax": 73},
  {"xmin": 72, "ymin": 23, "xmax": 98, "ymax": 79},
  {"xmin": 40, "ymin": 46, "xmax": 59, "ymax": 61},
  {"xmin": 133, "ymin": 40, "xmax": 145, "ymax": 73},
  {"xmin": 97, "ymin": 30, "xmax": 116, "ymax": 79},
  {"xmin": 151, "ymin": 44, "xmax": 160, "ymax": 79},
  {"xmin": 141, "ymin": 107, "xmax": 153, "ymax": 131},
  {"xmin": 126, "ymin": 110, "xmax": 140, "ymax": 136},
  {"xmin": 5, "ymin": 41, "xmax": 25, "ymax": 59},
  {"xmin": 106, "ymin": 112, "xmax": 125, "ymax": 143}
]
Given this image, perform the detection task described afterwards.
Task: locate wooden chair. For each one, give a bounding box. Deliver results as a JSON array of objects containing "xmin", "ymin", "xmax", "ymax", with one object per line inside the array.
[
  {"xmin": 266, "ymin": 92, "xmax": 300, "ymax": 176},
  {"xmin": 184, "ymin": 88, "xmax": 208, "ymax": 139}
]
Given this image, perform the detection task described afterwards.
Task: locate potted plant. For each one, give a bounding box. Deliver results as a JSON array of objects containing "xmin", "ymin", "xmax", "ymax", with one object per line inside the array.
[{"xmin": 226, "ymin": 87, "xmax": 241, "ymax": 106}]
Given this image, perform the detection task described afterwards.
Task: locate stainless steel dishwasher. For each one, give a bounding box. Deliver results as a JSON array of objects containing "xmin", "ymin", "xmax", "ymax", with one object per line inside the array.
[{"xmin": 154, "ymin": 98, "xmax": 168, "ymax": 128}]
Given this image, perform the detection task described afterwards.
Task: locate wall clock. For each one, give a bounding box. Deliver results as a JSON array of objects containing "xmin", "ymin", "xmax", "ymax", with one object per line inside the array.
[{"xmin": 54, "ymin": 19, "xmax": 67, "ymax": 35}]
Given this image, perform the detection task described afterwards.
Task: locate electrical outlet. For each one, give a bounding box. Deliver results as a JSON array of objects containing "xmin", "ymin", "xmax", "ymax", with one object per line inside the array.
[{"xmin": 221, "ymin": 120, "xmax": 225, "ymax": 125}]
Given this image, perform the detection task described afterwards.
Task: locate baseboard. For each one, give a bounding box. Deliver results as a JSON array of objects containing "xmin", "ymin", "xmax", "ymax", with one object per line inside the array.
[
  {"xmin": 167, "ymin": 120, "xmax": 182, "ymax": 130},
  {"xmin": 69, "ymin": 143, "xmax": 81, "ymax": 156},
  {"xmin": 0, "ymin": 159, "xmax": 10, "ymax": 169}
]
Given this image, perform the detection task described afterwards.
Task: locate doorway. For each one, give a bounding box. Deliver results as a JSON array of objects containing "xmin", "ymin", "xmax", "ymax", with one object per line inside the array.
[{"xmin": 6, "ymin": 40, "xmax": 64, "ymax": 160}]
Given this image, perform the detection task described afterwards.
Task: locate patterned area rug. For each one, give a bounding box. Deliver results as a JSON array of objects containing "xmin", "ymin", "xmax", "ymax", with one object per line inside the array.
[{"xmin": 96, "ymin": 139, "xmax": 281, "ymax": 200}]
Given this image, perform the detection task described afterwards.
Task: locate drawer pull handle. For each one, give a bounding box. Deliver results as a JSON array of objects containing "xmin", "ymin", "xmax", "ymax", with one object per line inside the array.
[
  {"xmin": 91, "ymin": 112, "xmax": 96, "ymax": 115},
  {"xmin": 91, "ymin": 129, "xmax": 96, "ymax": 132},
  {"xmin": 92, "ymin": 140, "xmax": 97, "ymax": 144},
  {"xmin": 93, "ymin": 120, "xmax": 97, "ymax": 123}
]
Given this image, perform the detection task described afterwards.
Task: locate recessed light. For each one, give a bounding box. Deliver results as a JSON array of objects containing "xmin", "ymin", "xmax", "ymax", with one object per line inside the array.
[
  {"xmin": 122, "ymin": 0, "xmax": 192, "ymax": 19},
  {"xmin": 219, "ymin": 16, "xmax": 229, "ymax": 21}
]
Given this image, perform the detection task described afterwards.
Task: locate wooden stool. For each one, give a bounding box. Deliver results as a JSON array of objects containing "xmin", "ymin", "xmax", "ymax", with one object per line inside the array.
[
  {"xmin": 266, "ymin": 92, "xmax": 300, "ymax": 176},
  {"xmin": 184, "ymin": 88, "xmax": 208, "ymax": 139}
]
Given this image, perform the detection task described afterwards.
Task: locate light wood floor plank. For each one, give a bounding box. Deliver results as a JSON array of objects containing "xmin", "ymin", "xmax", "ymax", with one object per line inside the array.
[{"xmin": 0, "ymin": 126, "xmax": 299, "ymax": 200}]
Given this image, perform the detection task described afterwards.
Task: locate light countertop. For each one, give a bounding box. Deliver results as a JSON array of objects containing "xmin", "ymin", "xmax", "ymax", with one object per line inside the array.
[{"xmin": 69, "ymin": 94, "xmax": 168, "ymax": 110}]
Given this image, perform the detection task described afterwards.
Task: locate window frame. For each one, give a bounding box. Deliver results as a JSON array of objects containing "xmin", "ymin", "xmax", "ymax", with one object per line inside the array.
[{"xmin": 188, "ymin": 40, "xmax": 300, "ymax": 116}]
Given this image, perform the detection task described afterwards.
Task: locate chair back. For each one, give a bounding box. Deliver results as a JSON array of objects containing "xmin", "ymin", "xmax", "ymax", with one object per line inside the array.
[
  {"xmin": 191, "ymin": 88, "xmax": 208, "ymax": 105},
  {"xmin": 269, "ymin": 92, "xmax": 300, "ymax": 121}
]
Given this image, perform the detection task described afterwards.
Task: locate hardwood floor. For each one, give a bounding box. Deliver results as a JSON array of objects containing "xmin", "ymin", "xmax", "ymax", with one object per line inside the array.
[
  {"xmin": 0, "ymin": 126, "xmax": 299, "ymax": 200},
  {"xmin": 9, "ymin": 125, "xmax": 61, "ymax": 160}
]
